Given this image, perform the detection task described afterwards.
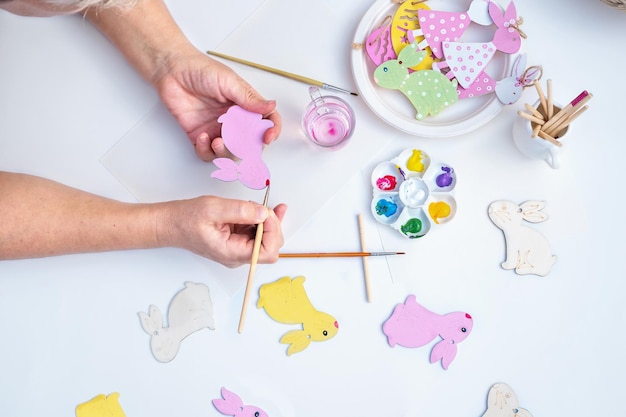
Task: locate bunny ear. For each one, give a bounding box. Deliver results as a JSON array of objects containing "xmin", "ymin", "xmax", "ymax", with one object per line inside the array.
[
  {"xmin": 519, "ymin": 200, "xmax": 548, "ymax": 223},
  {"xmin": 511, "ymin": 54, "xmax": 527, "ymax": 77},
  {"xmin": 521, "ymin": 65, "xmax": 542, "ymax": 85},
  {"xmin": 138, "ymin": 305, "xmax": 162, "ymax": 335},
  {"xmin": 280, "ymin": 329, "xmax": 312, "ymax": 355},
  {"xmin": 149, "ymin": 305, "xmax": 164, "ymax": 326},
  {"xmin": 211, "ymin": 158, "xmax": 240, "ymax": 182},
  {"xmin": 503, "ymin": 1, "xmax": 518, "ymax": 21},
  {"xmin": 488, "ymin": 1, "xmax": 504, "ymax": 25},
  {"xmin": 430, "ymin": 339, "xmax": 458, "ymax": 370},
  {"xmin": 212, "ymin": 387, "xmax": 243, "ymax": 415},
  {"xmin": 397, "ymin": 42, "xmax": 427, "ymax": 68}
]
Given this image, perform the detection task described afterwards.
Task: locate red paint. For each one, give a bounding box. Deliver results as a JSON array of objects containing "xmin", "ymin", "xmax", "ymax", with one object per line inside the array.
[
  {"xmin": 376, "ymin": 175, "xmax": 397, "ymax": 191},
  {"xmin": 571, "ymin": 90, "xmax": 588, "ymax": 106},
  {"xmin": 266, "ymin": 179, "xmax": 270, "ymax": 187}
]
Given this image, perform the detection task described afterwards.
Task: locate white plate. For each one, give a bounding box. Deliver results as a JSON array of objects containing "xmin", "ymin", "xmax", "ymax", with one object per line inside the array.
[{"xmin": 351, "ymin": 0, "xmax": 523, "ymax": 138}]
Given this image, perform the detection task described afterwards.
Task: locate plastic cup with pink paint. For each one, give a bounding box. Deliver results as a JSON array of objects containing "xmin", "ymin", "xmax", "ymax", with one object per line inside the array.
[{"xmin": 301, "ymin": 86, "xmax": 355, "ymax": 150}]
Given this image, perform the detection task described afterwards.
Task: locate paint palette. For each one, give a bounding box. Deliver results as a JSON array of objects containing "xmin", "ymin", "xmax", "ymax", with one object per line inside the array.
[{"xmin": 370, "ymin": 148, "xmax": 457, "ymax": 238}]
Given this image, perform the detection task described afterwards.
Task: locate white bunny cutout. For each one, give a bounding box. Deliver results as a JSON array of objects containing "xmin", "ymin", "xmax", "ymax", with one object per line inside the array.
[
  {"xmin": 482, "ymin": 383, "xmax": 533, "ymax": 417},
  {"xmin": 488, "ymin": 200, "xmax": 557, "ymax": 276},
  {"xmin": 138, "ymin": 281, "xmax": 215, "ymax": 363},
  {"xmin": 495, "ymin": 54, "xmax": 541, "ymax": 104}
]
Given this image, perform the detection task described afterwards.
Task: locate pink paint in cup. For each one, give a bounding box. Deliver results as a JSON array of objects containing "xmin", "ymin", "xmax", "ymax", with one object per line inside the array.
[{"xmin": 302, "ymin": 86, "xmax": 355, "ymax": 150}]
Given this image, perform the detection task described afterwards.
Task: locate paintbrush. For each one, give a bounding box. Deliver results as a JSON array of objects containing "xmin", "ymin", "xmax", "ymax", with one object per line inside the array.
[
  {"xmin": 279, "ymin": 251, "xmax": 405, "ymax": 258},
  {"xmin": 357, "ymin": 214, "xmax": 372, "ymax": 302},
  {"xmin": 238, "ymin": 180, "xmax": 270, "ymax": 333},
  {"xmin": 207, "ymin": 50, "xmax": 358, "ymax": 96}
]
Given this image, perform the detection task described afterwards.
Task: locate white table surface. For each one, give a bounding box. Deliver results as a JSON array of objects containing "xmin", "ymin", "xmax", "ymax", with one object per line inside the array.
[{"xmin": 1, "ymin": 0, "xmax": 624, "ymax": 416}]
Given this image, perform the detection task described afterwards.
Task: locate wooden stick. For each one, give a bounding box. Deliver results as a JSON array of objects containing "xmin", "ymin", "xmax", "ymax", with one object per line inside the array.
[
  {"xmin": 531, "ymin": 123, "xmax": 542, "ymax": 138},
  {"xmin": 524, "ymin": 103, "xmax": 544, "ymax": 119},
  {"xmin": 207, "ymin": 50, "xmax": 358, "ymax": 96},
  {"xmin": 279, "ymin": 251, "xmax": 405, "ymax": 258},
  {"xmin": 544, "ymin": 93, "xmax": 592, "ymax": 137},
  {"xmin": 542, "ymin": 91, "xmax": 592, "ymax": 135},
  {"xmin": 357, "ymin": 214, "xmax": 372, "ymax": 303},
  {"xmin": 517, "ymin": 110, "xmax": 545, "ymax": 125},
  {"xmin": 547, "ymin": 105, "xmax": 589, "ymax": 136},
  {"xmin": 238, "ymin": 183, "xmax": 270, "ymax": 333},
  {"xmin": 534, "ymin": 80, "xmax": 548, "ymax": 115},
  {"xmin": 546, "ymin": 79, "xmax": 554, "ymax": 119},
  {"xmin": 537, "ymin": 130, "xmax": 562, "ymax": 147}
]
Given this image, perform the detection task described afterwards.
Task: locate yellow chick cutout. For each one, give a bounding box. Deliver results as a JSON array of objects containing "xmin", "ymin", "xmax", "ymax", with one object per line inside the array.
[
  {"xmin": 258, "ymin": 276, "xmax": 339, "ymax": 355},
  {"xmin": 76, "ymin": 393, "xmax": 126, "ymax": 417}
]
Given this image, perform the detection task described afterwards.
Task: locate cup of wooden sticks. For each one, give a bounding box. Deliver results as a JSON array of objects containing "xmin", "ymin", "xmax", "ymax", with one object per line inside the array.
[{"xmin": 512, "ymin": 79, "xmax": 592, "ymax": 169}]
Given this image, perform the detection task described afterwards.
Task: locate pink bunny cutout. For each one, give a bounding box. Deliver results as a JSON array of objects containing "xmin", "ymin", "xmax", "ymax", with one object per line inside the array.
[
  {"xmin": 212, "ymin": 387, "xmax": 269, "ymax": 417},
  {"xmin": 436, "ymin": 0, "xmax": 525, "ymax": 89},
  {"xmin": 211, "ymin": 105, "xmax": 273, "ymax": 190},
  {"xmin": 382, "ymin": 294, "xmax": 473, "ymax": 370}
]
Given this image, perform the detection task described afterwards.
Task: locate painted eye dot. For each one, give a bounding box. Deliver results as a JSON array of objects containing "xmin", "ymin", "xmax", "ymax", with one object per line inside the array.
[
  {"xmin": 323, "ymin": 330, "xmax": 328, "ymax": 336},
  {"xmin": 517, "ymin": 208, "xmax": 523, "ymax": 213},
  {"xmin": 384, "ymin": 67, "xmax": 389, "ymax": 72},
  {"xmin": 398, "ymin": 60, "xmax": 403, "ymax": 65},
  {"xmin": 255, "ymin": 412, "xmax": 260, "ymax": 417},
  {"xmin": 461, "ymin": 327, "xmax": 467, "ymax": 333}
]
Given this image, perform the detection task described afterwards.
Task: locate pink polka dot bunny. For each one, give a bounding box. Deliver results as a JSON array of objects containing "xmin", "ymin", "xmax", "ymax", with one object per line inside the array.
[
  {"xmin": 434, "ymin": 0, "xmax": 526, "ymax": 90},
  {"xmin": 409, "ymin": 0, "xmax": 493, "ymax": 60}
]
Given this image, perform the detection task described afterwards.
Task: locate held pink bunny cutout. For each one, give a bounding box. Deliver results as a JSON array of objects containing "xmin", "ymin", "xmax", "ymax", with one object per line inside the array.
[
  {"xmin": 436, "ymin": 0, "xmax": 525, "ymax": 89},
  {"xmin": 211, "ymin": 105, "xmax": 273, "ymax": 190},
  {"xmin": 382, "ymin": 294, "xmax": 473, "ymax": 370},
  {"xmin": 213, "ymin": 387, "xmax": 268, "ymax": 417}
]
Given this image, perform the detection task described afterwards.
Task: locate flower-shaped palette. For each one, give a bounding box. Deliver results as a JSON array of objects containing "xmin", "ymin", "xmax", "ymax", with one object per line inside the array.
[{"xmin": 370, "ymin": 148, "xmax": 457, "ymax": 238}]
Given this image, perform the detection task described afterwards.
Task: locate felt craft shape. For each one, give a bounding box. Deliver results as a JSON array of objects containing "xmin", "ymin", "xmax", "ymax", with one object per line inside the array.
[
  {"xmin": 382, "ymin": 294, "xmax": 473, "ymax": 370},
  {"xmin": 410, "ymin": 0, "xmax": 493, "ymax": 60},
  {"xmin": 138, "ymin": 282, "xmax": 215, "ymax": 363},
  {"xmin": 75, "ymin": 393, "xmax": 126, "ymax": 417},
  {"xmin": 389, "ymin": 0, "xmax": 435, "ymax": 71},
  {"xmin": 365, "ymin": 16, "xmax": 396, "ymax": 66},
  {"xmin": 456, "ymin": 53, "xmax": 541, "ymax": 104},
  {"xmin": 488, "ymin": 200, "xmax": 557, "ymax": 276},
  {"xmin": 481, "ymin": 383, "xmax": 533, "ymax": 417},
  {"xmin": 213, "ymin": 387, "xmax": 269, "ymax": 417},
  {"xmin": 374, "ymin": 41, "xmax": 458, "ymax": 120},
  {"xmin": 211, "ymin": 105, "xmax": 273, "ymax": 190},
  {"xmin": 257, "ymin": 276, "xmax": 339, "ymax": 355},
  {"xmin": 436, "ymin": 1, "xmax": 524, "ymax": 89}
]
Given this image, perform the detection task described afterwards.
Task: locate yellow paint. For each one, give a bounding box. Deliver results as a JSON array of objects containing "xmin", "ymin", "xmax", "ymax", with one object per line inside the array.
[
  {"xmin": 76, "ymin": 393, "xmax": 126, "ymax": 417},
  {"xmin": 406, "ymin": 149, "xmax": 426, "ymax": 173},
  {"xmin": 429, "ymin": 201, "xmax": 451, "ymax": 224},
  {"xmin": 390, "ymin": 1, "xmax": 436, "ymax": 70},
  {"xmin": 258, "ymin": 276, "xmax": 338, "ymax": 355}
]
